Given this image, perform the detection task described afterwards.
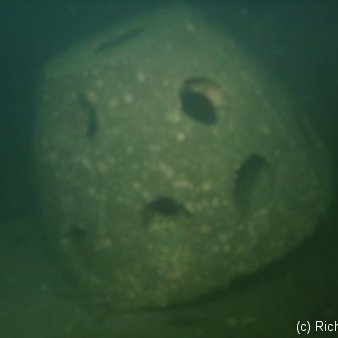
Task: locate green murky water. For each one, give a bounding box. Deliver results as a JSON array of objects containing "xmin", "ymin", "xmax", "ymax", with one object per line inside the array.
[{"xmin": 1, "ymin": 2, "xmax": 337, "ymax": 337}]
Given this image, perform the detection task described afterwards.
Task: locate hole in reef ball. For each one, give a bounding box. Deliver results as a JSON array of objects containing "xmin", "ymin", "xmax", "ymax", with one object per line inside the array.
[
  {"xmin": 233, "ymin": 153, "xmax": 275, "ymax": 216},
  {"xmin": 179, "ymin": 77, "xmax": 225, "ymax": 124}
]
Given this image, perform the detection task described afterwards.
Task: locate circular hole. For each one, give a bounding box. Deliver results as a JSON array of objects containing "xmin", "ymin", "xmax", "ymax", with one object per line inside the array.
[
  {"xmin": 78, "ymin": 92, "xmax": 98, "ymax": 139},
  {"xmin": 142, "ymin": 196, "xmax": 191, "ymax": 227},
  {"xmin": 94, "ymin": 27, "xmax": 145, "ymax": 53},
  {"xmin": 179, "ymin": 77, "xmax": 224, "ymax": 124},
  {"xmin": 233, "ymin": 154, "xmax": 275, "ymax": 216}
]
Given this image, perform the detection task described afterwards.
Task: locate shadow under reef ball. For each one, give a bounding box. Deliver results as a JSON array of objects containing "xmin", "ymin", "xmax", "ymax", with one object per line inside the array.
[{"xmin": 34, "ymin": 3, "xmax": 334, "ymax": 309}]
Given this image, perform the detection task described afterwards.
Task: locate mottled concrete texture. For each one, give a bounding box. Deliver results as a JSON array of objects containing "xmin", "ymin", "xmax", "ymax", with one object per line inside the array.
[{"xmin": 35, "ymin": 4, "xmax": 333, "ymax": 309}]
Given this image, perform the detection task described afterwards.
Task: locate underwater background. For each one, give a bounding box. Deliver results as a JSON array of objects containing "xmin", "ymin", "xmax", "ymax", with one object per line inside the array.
[{"xmin": 0, "ymin": 1, "xmax": 337, "ymax": 337}]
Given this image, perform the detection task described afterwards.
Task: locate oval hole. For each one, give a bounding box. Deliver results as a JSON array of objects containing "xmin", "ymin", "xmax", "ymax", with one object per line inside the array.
[
  {"xmin": 179, "ymin": 77, "xmax": 224, "ymax": 124},
  {"xmin": 78, "ymin": 93, "xmax": 98, "ymax": 139},
  {"xmin": 233, "ymin": 154, "xmax": 275, "ymax": 216},
  {"xmin": 142, "ymin": 196, "xmax": 191, "ymax": 227},
  {"xmin": 94, "ymin": 27, "xmax": 144, "ymax": 53}
]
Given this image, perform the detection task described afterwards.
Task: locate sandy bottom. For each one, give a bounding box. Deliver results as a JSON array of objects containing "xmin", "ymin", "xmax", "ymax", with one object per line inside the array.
[{"xmin": 0, "ymin": 212, "xmax": 337, "ymax": 338}]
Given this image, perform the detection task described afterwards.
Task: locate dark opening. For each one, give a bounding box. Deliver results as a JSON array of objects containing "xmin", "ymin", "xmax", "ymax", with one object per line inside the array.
[
  {"xmin": 94, "ymin": 27, "xmax": 144, "ymax": 53},
  {"xmin": 78, "ymin": 93, "xmax": 98, "ymax": 139},
  {"xmin": 180, "ymin": 90, "xmax": 216, "ymax": 124},
  {"xmin": 142, "ymin": 196, "xmax": 191, "ymax": 227},
  {"xmin": 233, "ymin": 154, "xmax": 275, "ymax": 216},
  {"xmin": 179, "ymin": 77, "xmax": 224, "ymax": 124}
]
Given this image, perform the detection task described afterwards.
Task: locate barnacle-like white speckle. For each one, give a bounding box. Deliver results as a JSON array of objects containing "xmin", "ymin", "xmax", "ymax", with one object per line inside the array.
[
  {"xmin": 123, "ymin": 93, "xmax": 134, "ymax": 104},
  {"xmin": 136, "ymin": 71, "xmax": 146, "ymax": 83}
]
